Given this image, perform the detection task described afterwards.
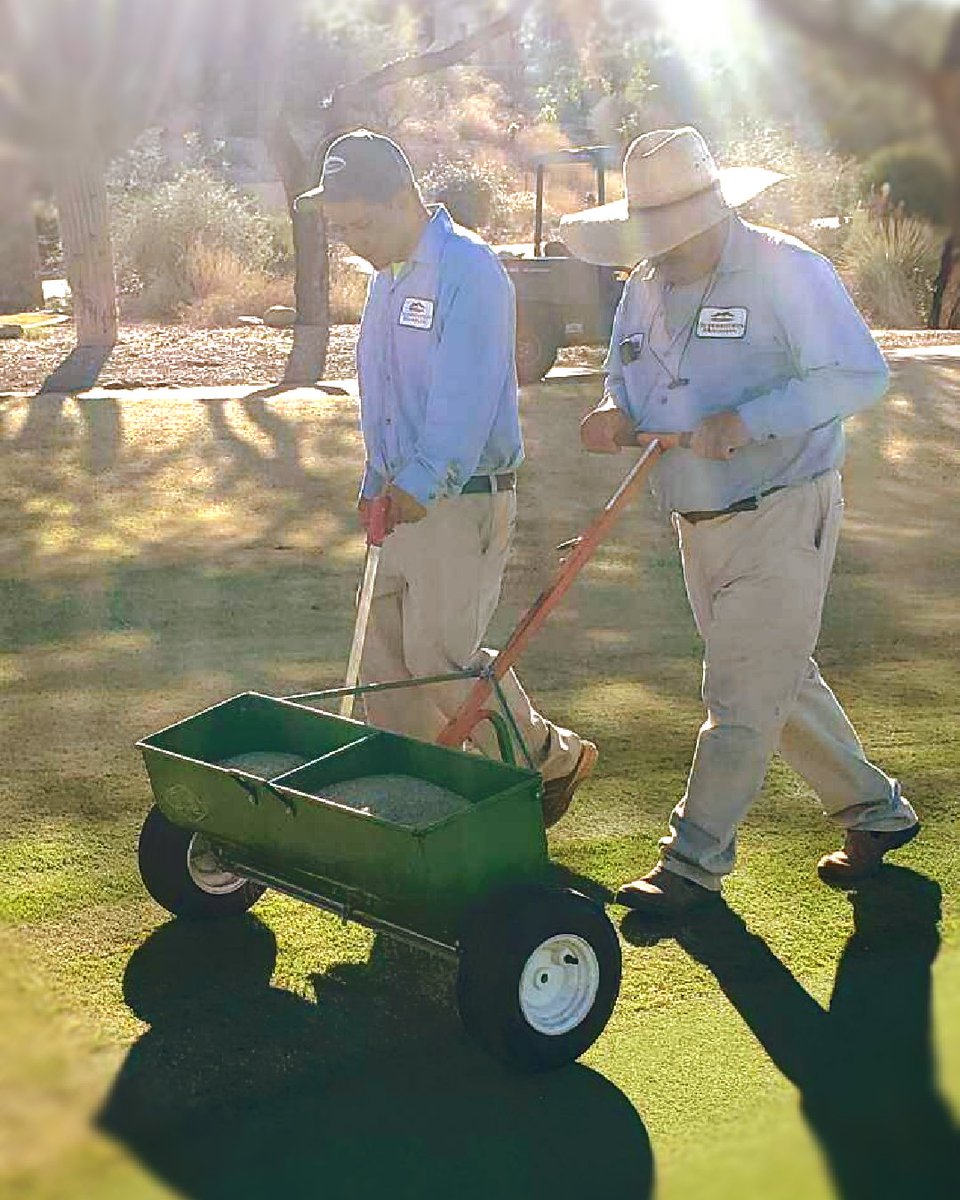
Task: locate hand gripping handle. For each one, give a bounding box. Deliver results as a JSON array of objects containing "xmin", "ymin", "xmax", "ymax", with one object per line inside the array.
[{"xmin": 366, "ymin": 495, "xmax": 393, "ymax": 547}]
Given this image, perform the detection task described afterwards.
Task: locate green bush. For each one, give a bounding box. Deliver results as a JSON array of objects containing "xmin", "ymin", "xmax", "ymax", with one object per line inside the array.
[
  {"xmin": 112, "ymin": 168, "xmax": 276, "ymax": 315},
  {"xmin": 860, "ymin": 144, "xmax": 952, "ymax": 226},
  {"xmin": 840, "ymin": 211, "xmax": 941, "ymax": 328},
  {"xmin": 420, "ymin": 158, "xmax": 517, "ymax": 234}
]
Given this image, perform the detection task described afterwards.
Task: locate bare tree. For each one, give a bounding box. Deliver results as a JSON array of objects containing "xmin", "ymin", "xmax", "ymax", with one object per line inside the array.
[
  {"xmin": 270, "ymin": 0, "xmax": 532, "ymax": 384},
  {"xmin": 0, "ymin": 0, "xmax": 532, "ymax": 385}
]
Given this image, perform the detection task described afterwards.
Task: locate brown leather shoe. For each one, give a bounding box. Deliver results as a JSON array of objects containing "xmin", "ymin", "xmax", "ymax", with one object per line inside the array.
[
  {"xmin": 615, "ymin": 864, "xmax": 719, "ymax": 915},
  {"xmin": 817, "ymin": 822, "xmax": 921, "ymax": 888},
  {"xmin": 541, "ymin": 741, "xmax": 598, "ymax": 828}
]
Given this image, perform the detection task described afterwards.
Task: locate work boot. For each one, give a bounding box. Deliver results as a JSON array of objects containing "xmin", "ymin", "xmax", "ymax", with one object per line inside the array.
[
  {"xmin": 541, "ymin": 741, "xmax": 598, "ymax": 828},
  {"xmin": 615, "ymin": 863, "xmax": 719, "ymax": 916},
  {"xmin": 817, "ymin": 822, "xmax": 921, "ymax": 888}
]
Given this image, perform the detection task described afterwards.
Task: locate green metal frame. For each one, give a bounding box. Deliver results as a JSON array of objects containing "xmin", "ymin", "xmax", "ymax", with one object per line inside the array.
[{"xmin": 285, "ymin": 668, "xmax": 535, "ymax": 770}]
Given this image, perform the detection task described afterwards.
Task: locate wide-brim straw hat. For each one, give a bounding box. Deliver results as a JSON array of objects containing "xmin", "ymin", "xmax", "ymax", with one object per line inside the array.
[{"xmin": 559, "ymin": 127, "xmax": 785, "ymax": 266}]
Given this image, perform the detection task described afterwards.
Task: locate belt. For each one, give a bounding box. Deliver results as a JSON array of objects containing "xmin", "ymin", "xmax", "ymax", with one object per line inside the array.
[
  {"xmin": 679, "ymin": 485, "xmax": 787, "ymax": 524},
  {"xmin": 460, "ymin": 472, "xmax": 516, "ymax": 495}
]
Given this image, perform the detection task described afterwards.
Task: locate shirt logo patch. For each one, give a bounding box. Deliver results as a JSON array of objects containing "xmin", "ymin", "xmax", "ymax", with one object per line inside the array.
[
  {"xmin": 399, "ymin": 297, "xmax": 435, "ymax": 330},
  {"xmin": 697, "ymin": 307, "xmax": 748, "ymax": 338},
  {"xmin": 619, "ymin": 333, "xmax": 644, "ymax": 365}
]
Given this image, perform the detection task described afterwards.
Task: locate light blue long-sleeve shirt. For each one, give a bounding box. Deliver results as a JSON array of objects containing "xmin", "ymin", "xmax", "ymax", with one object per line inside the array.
[
  {"xmin": 603, "ymin": 217, "xmax": 890, "ymax": 514},
  {"xmin": 356, "ymin": 205, "xmax": 524, "ymax": 505}
]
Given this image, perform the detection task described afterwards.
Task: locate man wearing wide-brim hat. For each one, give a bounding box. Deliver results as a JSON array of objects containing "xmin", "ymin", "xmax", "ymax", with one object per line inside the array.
[{"xmin": 573, "ymin": 127, "xmax": 919, "ymax": 913}]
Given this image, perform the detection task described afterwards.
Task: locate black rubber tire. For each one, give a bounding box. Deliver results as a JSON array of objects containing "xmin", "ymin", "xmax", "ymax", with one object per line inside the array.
[
  {"xmin": 516, "ymin": 310, "xmax": 560, "ymax": 385},
  {"xmin": 137, "ymin": 805, "xmax": 266, "ymax": 919},
  {"xmin": 456, "ymin": 885, "xmax": 621, "ymax": 1071}
]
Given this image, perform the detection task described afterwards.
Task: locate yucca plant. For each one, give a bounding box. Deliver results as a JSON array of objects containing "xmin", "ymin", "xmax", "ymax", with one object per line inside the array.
[{"xmin": 840, "ymin": 211, "xmax": 942, "ymax": 328}]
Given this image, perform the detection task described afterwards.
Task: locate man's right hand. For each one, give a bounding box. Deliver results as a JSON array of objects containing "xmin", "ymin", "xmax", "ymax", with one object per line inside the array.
[
  {"xmin": 580, "ymin": 406, "xmax": 636, "ymax": 454},
  {"xmin": 358, "ymin": 497, "xmax": 373, "ymax": 533}
]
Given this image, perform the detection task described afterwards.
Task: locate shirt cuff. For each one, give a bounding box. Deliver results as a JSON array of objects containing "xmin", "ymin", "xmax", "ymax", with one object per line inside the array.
[
  {"xmin": 392, "ymin": 458, "xmax": 443, "ymax": 507},
  {"xmin": 360, "ymin": 464, "xmax": 385, "ymax": 500}
]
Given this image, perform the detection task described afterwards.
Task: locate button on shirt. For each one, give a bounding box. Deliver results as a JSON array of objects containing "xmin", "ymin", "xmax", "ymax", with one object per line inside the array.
[
  {"xmin": 603, "ymin": 217, "xmax": 890, "ymax": 514},
  {"xmin": 356, "ymin": 205, "xmax": 523, "ymax": 504}
]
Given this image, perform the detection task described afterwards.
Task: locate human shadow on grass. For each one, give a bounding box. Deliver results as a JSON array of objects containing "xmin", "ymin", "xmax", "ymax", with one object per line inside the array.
[
  {"xmin": 621, "ymin": 867, "xmax": 959, "ymax": 1199},
  {"xmin": 99, "ymin": 915, "xmax": 653, "ymax": 1200}
]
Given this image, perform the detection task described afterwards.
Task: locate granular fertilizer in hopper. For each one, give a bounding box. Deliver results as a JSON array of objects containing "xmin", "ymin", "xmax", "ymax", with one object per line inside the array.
[
  {"xmin": 320, "ymin": 774, "xmax": 470, "ymax": 827},
  {"xmin": 219, "ymin": 751, "xmax": 307, "ymax": 778}
]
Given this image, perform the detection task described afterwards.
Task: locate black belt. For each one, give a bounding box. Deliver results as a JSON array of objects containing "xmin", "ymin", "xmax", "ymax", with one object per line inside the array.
[
  {"xmin": 679, "ymin": 485, "xmax": 787, "ymax": 524},
  {"xmin": 461, "ymin": 473, "xmax": 516, "ymax": 495}
]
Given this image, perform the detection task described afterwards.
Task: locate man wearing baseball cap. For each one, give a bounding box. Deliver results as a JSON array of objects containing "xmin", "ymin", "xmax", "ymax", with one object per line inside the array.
[
  {"xmin": 572, "ymin": 127, "xmax": 919, "ymax": 912},
  {"xmin": 296, "ymin": 129, "xmax": 596, "ymax": 824}
]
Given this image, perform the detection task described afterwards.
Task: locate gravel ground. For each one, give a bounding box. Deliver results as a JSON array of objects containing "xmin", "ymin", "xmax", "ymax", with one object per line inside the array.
[
  {"xmin": 0, "ymin": 323, "xmax": 360, "ymax": 392},
  {"xmin": 2, "ymin": 321, "xmax": 958, "ymax": 393}
]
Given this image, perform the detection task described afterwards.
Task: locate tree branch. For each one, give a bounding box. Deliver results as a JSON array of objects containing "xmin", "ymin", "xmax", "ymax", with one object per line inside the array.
[
  {"xmin": 759, "ymin": 0, "xmax": 933, "ymax": 93},
  {"xmin": 325, "ymin": 0, "xmax": 533, "ymax": 116}
]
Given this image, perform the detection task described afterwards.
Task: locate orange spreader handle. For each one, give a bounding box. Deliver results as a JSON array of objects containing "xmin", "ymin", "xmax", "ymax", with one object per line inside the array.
[{"xmin": 436, "ymin": 438, "xmax": 676, "ymax": 750}]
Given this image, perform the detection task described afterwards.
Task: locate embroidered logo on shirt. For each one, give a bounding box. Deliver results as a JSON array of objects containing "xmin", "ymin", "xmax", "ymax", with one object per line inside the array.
[
  {"xmin": 398, "ymin": 297, "xmax": 435, "ymax": 330},
  {"xmin": 697, "ymin": 307, "xmax": 748, "ymax": 338}
]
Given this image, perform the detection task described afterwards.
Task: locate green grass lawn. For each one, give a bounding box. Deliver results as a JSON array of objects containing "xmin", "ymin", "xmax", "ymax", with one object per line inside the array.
[{"xmin": 1, "ymin": 360, "xmax": 958, "ymax": 1199}]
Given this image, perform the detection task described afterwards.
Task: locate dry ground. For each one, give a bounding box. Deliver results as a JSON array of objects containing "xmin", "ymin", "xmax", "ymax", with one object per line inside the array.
[{"xmin": 2, "ymin": 321, "xmax": 959, "ymax": 393}]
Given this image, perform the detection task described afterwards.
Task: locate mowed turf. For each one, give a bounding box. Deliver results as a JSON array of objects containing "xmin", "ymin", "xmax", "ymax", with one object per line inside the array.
[{"xmin": 1, "ymin": 359, "xmax": 959, "ymax": 1199}]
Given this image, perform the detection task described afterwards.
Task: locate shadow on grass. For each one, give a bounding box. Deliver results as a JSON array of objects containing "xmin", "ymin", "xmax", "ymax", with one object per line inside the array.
[
  {"xmin": 621, "ymin": 867, "xmax": 959, "ymax": 1199},
  {"xmin": 99, "ymin": 916, "xmax": 653, "ymax": 1200}
]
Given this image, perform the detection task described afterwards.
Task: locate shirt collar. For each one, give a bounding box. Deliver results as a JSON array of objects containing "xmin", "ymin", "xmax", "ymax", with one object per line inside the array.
[
  {"xmin": 409, "ymin": 204, "xmax": 453, "ymax": 266},
  {"xmin": 715, "ymin": 215, "xmax": 753, "ymax": 275}
]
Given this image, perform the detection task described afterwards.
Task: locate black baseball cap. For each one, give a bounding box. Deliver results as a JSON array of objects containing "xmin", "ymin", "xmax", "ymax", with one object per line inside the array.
[{"xmin": 294, "ymin": 129, "xmax": 416, "ymax": 211}]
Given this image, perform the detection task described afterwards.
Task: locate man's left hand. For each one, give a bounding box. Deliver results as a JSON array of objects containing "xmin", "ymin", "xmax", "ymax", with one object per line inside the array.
[
  {"xmin": 689, "ymin": 410, "xmax": 751, "ymax": 460},
  {"xmin": 385, "ymin": 484, "xmax": 428, "ymax": 524}
]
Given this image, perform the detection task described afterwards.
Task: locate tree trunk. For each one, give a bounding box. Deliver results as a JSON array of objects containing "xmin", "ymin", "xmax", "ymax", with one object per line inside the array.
[
  {"xmin": 52, "ymin": 151, "xmax": 118, "ymax": 347},
  {"xmin": 0, "ymin": 154, "xmax": 42, "ymax": 312},
  {"xmin": 284, "ymin": 197, "xmax": 330, "ymax": 384},
  {"xmin": 930, "ymin": 236, "xmax": 960, "ymax": 328},
  {"xmin": 929, "ymin": 14, "xmax": 960, "ymax": 327},
  {"xmin": 268, "ymin": 117, "xmax": 330, "ymax": 384}
]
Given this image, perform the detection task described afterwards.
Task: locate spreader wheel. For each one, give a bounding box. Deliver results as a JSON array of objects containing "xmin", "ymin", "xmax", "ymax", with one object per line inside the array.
[
  {"xmin": 456, "ymin": 885, "xmax": 621, "ymax": 1070},
  {"xmin": 138, "ymin": 805, "xmax": 265, "ymax": 919}
]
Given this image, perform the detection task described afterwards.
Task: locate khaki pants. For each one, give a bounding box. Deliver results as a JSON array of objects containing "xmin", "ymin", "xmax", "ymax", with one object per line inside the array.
[
  {"xmin": 661, "ymin": 470, "xmax": 917, "ymax": 889},
  {"xmin": 359, "ymin": 491, "xmax": 582, "ymax": 781}
]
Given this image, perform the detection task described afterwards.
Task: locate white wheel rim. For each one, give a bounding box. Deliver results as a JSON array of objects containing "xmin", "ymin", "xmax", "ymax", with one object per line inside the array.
[
  {"xmin": 518, "ymin": 934, "xmax": 600, "ymax": 1036},
  {"xmin": 187, "ymin": 834, "xmax": 248, "ymax": 896}
]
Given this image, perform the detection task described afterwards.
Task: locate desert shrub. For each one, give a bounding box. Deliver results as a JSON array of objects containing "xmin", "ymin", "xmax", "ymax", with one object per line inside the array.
[
  {"xmin": 112, "ymin": 168, "xmax": 276, "ymax": 316},
  {"xmin": 329, "ymin": 242, "xmax": 370, "ymax": 325},
  {"xmin": 178, "ymin": 242, "xmax": 292, "ymax": 327},
  {"xmin": 420, "ymin": 157, "xmax": 519, "ymax": 234},
  {"xmin": 840, "ymin": 211, "xmax": 941, "ymax": 328},
  {"xmin": 860, "ymin": 143, "xmax": 952, "ymax": 226},
  {"xmin": 720, "ymin": 128, "xmax": 862, "ymax": 259},
  {"xmin": 263, "ymin": 210, "xmax": 296, "ymax": 276}
]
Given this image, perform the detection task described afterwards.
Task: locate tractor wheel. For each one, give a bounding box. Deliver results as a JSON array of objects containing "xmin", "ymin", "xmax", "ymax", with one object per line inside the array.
[{"xmin": 516, "ymin": 310, "xmax": 561, "ymax": 385}]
